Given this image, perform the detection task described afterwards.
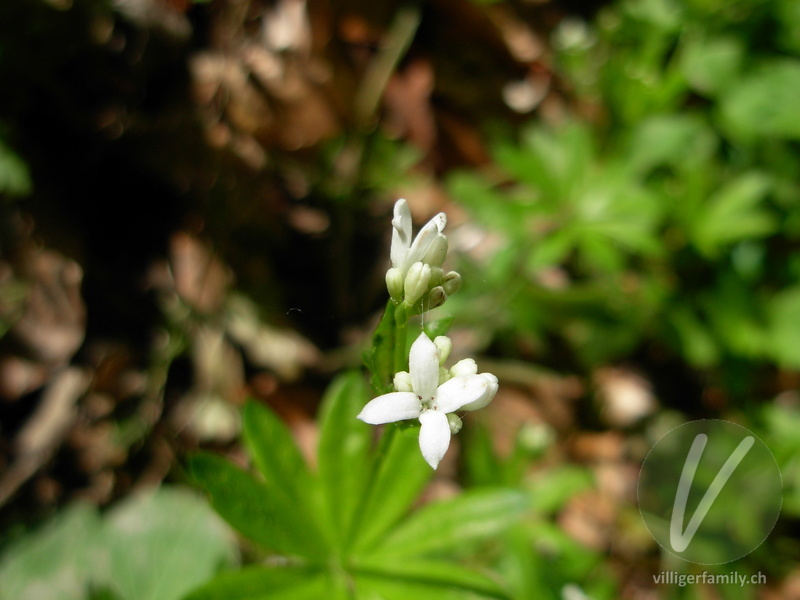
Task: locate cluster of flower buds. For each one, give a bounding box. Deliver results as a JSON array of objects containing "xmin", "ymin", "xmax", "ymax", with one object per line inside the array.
[{"xmin": 385, "ymin": 199, "xmax": 462, "ymax": 311}]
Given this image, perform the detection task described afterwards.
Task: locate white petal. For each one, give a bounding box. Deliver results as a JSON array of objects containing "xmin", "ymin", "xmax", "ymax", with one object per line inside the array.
[
  {"xmin": 405, "ymin": 213, "xmax": 447, "ymax": 268},
  {"xmin": 409, "ymin": 333, "xmax": 439, "ymax": 402},
  {"xmin": 449, "ymin": 358, "xmax": 477, "ymax": 378},
  {"xmin": 357, "ymin": 392, "xmax": 420, "ymax": 424},
  {"xmin": 461, "ymin": 373, "xmax": 499, "ymax": 412},
  {"xmin": 418, "ymin": 409, "xmax": 451, "ymax": 469},
  {"xmin": 435, "ymin": 374, "xmax": 490, "ymax": 413},
  {"xmin": 390, "ymin": 199, "xmax": 412, "ymax": 270},
  {"xmin": 421, "ymin": 233, "xmax": 448, "ymax": 268}
]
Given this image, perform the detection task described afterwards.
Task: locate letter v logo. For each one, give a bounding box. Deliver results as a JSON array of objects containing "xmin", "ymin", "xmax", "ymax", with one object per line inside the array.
[
  {"xmin": 669, "ymin": 433, "xmax": 755, "ymax": 553},
  {"xmin": 639, "ymin": 420, "xmax": 781, "ymax": 563}
]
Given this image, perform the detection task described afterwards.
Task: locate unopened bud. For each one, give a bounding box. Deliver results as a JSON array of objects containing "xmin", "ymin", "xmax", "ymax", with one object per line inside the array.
[
  {"xmin": 518, "ymin": 422, "xmax": 554, "ymax": 456},
  {"xmin": 434, "ymin": 336, "xmax": 452, "ymax": 364},
  {"xmin": 450, "ymin": 358, "xmax": 477, "ymax": 378},
  {"xmin": 394, "ymin": 371, "xmax": 413, "ymax": 392},
  {"xmin": 461, "ymin": 373, "xmax": 499, "ymax": 411},
  {"xmin": 404, "ymin": 262, "xmax": 432, "ymax": 306},
  {"xmin": 422, "ymin": 233, "xmax": 448, "ymax": 268},
  {"xmin": 442, "ymin": 271, "xmax": 462, "ymax": 296},
  {"xmin": 386, "ymin": 267, "xmax": 404, "ymax": 301},
  {"xmin": 428, "ymin": 286, "xmax": 447, "ymax": 309},
  {"xmin": 447, "ymin": 413, "xmax": 463, "ymax": 434},
  {"xmin": 429, "ymin": 266, "xmax": 445, "ymax": 287}
]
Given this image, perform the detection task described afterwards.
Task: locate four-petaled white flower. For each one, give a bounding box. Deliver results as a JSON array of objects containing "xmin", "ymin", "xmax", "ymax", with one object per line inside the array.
[{"xmin": 357, "ymin": 332, "xmax": 498, "ymax": 469}]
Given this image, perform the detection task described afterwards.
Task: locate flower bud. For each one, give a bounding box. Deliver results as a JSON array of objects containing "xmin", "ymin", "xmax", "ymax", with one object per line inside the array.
[
  {"xmin": 461, "ymin": 373, "xmax": 499, "ymax": 411},
  {"xmin": 442, "ymin": 271, "xmax": 462, "ymax": 296},
  {"xmin": 438, "ymin": 366, "xmax": 450, "ymax": 386},
  {"xmin": 447, "ymin": 413, "xmax": 463, "ymax": 434},
  {"xmin": 434, "ymin": 336, "xmax": 452, "ymax": 364},
  {"xmin": 517, "ymin": 422, "xmax": 554, "ymax": 456},
  {"xmin": 404, "ymin": 262, "xmax": 432, "ymax": 306},
  {"xmin": 450, "ymin": 358, "xmax": 477, "ymax": 378},
  {"xmin": 394, "ymin": 370, "xmax": 413, "ymax": 392},
  {"xmin": 429, "ymin": 266, "xmax": 445, "ymax": 287},
  {"xmin": 427, "ymin": 286, "xmax": 447, "ymax": 309},
  {"xmin": 422, "ymin": 233, "xmax": 448, "ymax": 268},
  {"xmin": 385, "ymin": 267, "xmax": 405, "ymax": 302}
]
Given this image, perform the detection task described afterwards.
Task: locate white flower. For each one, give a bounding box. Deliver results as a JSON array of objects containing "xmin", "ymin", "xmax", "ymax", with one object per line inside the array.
[
  {"xmin": 390, "ymin": 199, "xmax": 448, "ymax": 279},
  {"xmin": 357, "ymin": 333, "xmax": 498, "ymax": 469}
]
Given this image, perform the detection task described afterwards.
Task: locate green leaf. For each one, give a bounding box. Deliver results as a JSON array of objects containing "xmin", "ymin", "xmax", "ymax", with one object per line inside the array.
[
  {"xmin": 0, "ymin": 140, "xmax": 32, "ymax": 196},
  {"xmin": 703, "ymin": 274, "xmax": 768, "ymax": 358},
  {"xmin": 189, "ymin": 453, "xmax": 327, "ymax": 559},
  {"xmin": 102, "ymin": 487, "xmax": 237, "ymax": 600},
  {"xmin": 374, "ymin": 489, "xmax": 529, "ymax": 558},
  {"xmin": 528, "ymin": 466, "xmax": 593, "ymax": 515},
  {"xmin": 691, "ymin": 172, "xmax": 775, "ymax": 257},
  {"xmin": 625, "ymin": 114, "xmax": 717, "ymax": 173},
  {"xmin": 317, "ymin": 371, "xmax": 373, "ymax": 551},
  {"xmin": 775, "ymin": 0, "xmax": 800, "ymax": 53},
  {"xmin": 182, "ymin": 565, "xmax": 323, "ymax": 600},
  {"xmin": 494, "ymin": 528, "xmax": 548, "ymax": 600},
  {"xmin": 355, "ymin": 559, "xmax": 510, "ymax": 599},
  {"xmin": 364, "ymin": 300, "xmax": 397, "ymax": 394},
  {"xmin": 0, "ymin": 503, "xmax": 101, "ymax": 600},
  {"xmin": 767, "ymin": 285, "xmax": 800, "ymax": 368},
  {"xmin": 462, "ymin": 423, "xmax": 504, "ymax": 488},
  {"xmin": 527, "ymin": 229, "xmax": 574, "ymax": 271},
  {"xmin": 241, "ymin": 400, "xmax": 318, "ymax": 516},
  {"xmin": 577, "ymin": 232, "xmax": 625, "ymax": 273},
  {"xmin": 447, "ymin": 172, "xmax": 529, "ymax": 238},
  {"xmin": 668, "ymin": 305, "xmax": 720, "ymax": 367},
  {"xmin": 350, "ymin": 426, "xmax": 432, "ymax": 554},
  {"xmin": 680, "ymin": 35, "xmax": 743, "ymax": 96},
  {"xmin": 424, "ymin": 315, "xmax": 455, "ymax": 339},
  {"xmin": 720, "ymin": 60, "xmax": 800, "ymax": 140}
]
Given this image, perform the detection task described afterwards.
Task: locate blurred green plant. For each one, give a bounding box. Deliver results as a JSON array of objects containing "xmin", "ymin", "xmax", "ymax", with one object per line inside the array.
[
  {"xmin": 447, "ymin": 0, "xmax": 800, "ymax": 389},
  {"xmin": 0, "ymin": 487, "xmax": 237, "ymax": 600},
  {"xmin": 0, "ymin": 138, "xmax": 31, "ymax": 197}
]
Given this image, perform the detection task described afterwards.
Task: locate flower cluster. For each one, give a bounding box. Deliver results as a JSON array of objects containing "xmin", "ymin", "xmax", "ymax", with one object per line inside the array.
[
  {"xmin": 358, "ymin": 333, "xmax": 498, "ymax": 469},
  {"xmin": 385, "ymin": 199, "xmax": 462, "ymax": 310}
]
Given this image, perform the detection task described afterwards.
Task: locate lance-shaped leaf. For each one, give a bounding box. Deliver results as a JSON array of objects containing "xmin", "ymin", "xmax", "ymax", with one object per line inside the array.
[
  {"xmin": 189, "ymin": 453, "xmax": 327, "ymax": 559},
  {"xmin": 372, "ymin": 489, "xmax": 529, "ymax": 558},
  {"xmin": 350, "ymin": 426, "xmax": 432, "ymax": 554},
  {"xmin": 354, "ymin": 558, "xmax": 510, "ymax": 599},
  {"xmin": 317, "ymin": 371, "xmax": 373, "ymax": 550},
  {"xmin": 240, "ymin": 401, "xmax": 328, "ymax": 548},
  {"xmin": 182, "ymin": 565, "xmax": 327, "ymax": 600},
  {"xmin": 241, "ymin": 401, "xmax": 317, "ymax": 508}
]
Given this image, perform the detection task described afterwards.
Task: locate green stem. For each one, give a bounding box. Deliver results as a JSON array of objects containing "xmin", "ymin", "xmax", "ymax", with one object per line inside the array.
[
  {"xmin": 393, "ymin": 316, "xmax": 408, "ymax": 375},
  {"xmin": 353, "ymin": 6, "xmax": 422, "ymax": 127}
]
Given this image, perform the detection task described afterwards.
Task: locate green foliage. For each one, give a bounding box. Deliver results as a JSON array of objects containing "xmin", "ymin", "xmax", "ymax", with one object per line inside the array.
[
  {"xmin": 720, "ymin": 60, "xmax": 800, "ymax": 140},
  {"xmin": 187, "ymin": 373, "xmax": 529, "ymax": 599},
  {"xmin": 0, "ymin": 503, "xmax": 100, "ymax": 600},
  {"xmin": 0, "ymin": 138, "xmax": 31, "ymax": 197},
  {"xmin": 0, "ymin": 488, "xmax": 236, "ymax": 600},
  {"xmin": 447, "ymin": 0, "xmax": 800, "ymax": 382}
]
